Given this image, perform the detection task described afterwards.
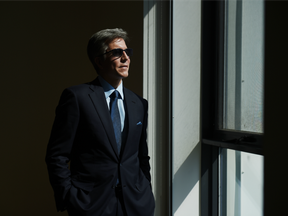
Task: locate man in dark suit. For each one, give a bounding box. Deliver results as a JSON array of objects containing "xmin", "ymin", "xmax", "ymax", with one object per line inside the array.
[{"xmin": 45, "ymin": 28, "xmax": 155, "ymax": 216}]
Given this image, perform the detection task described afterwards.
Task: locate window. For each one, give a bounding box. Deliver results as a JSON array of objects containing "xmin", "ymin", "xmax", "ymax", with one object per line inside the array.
[
  {"xmin": 219, "ymin": 149, "xmax": 263, "ymax": 216},
  {"xmin": 201, "ymin": 0, "xmax": 264, "ymax": 216}
]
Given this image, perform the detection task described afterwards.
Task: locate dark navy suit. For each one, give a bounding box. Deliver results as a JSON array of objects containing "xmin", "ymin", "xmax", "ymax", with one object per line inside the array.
[{"xmin": 45, "ymin": 77, "xmax": 155, "ymax": 216}]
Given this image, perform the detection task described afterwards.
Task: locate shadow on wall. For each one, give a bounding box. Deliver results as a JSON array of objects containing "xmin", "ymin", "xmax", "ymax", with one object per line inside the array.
[{"xmin": 173, "ymin": 143, "xmax": 201, "ymax": 214}]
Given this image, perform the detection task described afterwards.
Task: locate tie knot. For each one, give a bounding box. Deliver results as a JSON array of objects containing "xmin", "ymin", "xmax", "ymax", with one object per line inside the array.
[{"xmin": 110, "ymin": 90, "xmax": 120, "ymax": 99}]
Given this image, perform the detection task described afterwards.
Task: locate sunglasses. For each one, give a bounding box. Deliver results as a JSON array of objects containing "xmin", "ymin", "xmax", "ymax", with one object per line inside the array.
[{"xmin": 100, "ymin": 48, "xmax": 133, "ymax": 58}]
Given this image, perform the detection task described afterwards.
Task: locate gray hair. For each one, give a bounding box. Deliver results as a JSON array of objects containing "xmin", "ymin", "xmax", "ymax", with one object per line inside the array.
[{"xmin": 87, "ymin": 28, "xmax": 129, "ymax": 73}]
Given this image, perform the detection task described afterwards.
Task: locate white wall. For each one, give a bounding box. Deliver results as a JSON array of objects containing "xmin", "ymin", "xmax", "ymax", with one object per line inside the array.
[
  {"xmin": 172, "ymin": 0, "xmax": 201, "ymax": 215},
  {"xmin": 143, "ymin": 1, "xmax": 170, "ymax": 215}
]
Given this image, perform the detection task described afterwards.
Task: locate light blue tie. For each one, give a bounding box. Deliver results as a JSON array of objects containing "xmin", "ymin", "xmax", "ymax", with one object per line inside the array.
[{"xmin": 110, "ymin": 90, "xmax": 121, "ymax": 155}]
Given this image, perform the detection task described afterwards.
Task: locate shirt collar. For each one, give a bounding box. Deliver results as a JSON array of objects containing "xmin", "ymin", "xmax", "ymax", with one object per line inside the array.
[{"xmin": 98, "ymin": 75, "xmax": 124, "ymax": 100}]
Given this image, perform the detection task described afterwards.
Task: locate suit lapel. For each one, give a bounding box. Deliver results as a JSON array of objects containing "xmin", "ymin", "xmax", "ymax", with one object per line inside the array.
[
  {"xmin": 88, "ymin": 78, "xmax": 119, "ymax": 159},
  {"xmin": 121, "ymin": 88, "xmax": 139, "ymax": 157}
]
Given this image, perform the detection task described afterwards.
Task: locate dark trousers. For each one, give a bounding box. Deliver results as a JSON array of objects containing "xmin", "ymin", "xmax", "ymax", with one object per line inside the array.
[
  {"xmin": 67, "ymin": 186, "xmax": 127, "ymax": 216},
  {"xmin": 115, "ymin": 185, "xmax": 127, "ymax": 216}
]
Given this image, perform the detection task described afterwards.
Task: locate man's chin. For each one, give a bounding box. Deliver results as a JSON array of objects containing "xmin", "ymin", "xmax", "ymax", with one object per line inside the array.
[{"xmin": 118, "ymin": 71, "xmax": 129, "ymax": 79}]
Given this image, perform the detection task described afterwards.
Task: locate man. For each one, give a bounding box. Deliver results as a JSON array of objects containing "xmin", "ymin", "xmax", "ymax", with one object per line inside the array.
[{"xmin": 45, "ymin": 28, "xmax": 155, "ymax": 216}]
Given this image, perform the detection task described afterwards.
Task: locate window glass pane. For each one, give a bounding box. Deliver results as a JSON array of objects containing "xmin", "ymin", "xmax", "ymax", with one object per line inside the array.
[
  {"xmin": 223, "ymin": 0, "xmax": 264, "ymax": 133},
  {"xmin": 219, "ymin": 148, "xmax": 264, "ymax": 216}
]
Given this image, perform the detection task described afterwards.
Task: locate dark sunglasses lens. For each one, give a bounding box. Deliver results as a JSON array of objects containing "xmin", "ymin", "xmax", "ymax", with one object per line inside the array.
[
  {"xmin": 112, "ymin": 49, "xmax": 123, "ymax": 57},
  {"xmin": 111, "ymin": 48, "xmax": 133, "ymax": 57},
  {"xmin": 125, "ymin": 49, "xmax": 133, "ymax": 57}
]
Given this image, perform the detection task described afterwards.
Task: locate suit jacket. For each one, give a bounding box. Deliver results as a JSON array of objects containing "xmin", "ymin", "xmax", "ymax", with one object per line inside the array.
[{"xmin": 45, "ymin": 78, "xmax": 155, "ymax": 216}]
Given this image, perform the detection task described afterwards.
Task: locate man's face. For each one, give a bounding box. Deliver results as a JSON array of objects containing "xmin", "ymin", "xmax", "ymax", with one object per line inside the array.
[{"xmin": 98, "ymin": 38, "xmax": 130, "ymax": 85}]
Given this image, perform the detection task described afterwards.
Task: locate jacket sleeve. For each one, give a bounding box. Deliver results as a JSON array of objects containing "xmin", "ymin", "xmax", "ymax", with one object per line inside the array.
[
  {"xmin": 138, "ymin": 99, "xmax": 151, "ymax": 183},
  {"xmin": 45, "ymin": 88, "xmax": 79, "ymax": 211}
]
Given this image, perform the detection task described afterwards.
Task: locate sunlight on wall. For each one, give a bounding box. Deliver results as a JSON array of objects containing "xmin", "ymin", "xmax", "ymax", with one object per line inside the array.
[{"xmin": 172, "ymin": 0, "xmax": 201, "ymax": 215}]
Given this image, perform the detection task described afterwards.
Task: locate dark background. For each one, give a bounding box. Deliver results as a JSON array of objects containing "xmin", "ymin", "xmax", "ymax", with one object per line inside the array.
[{"xmin": 0, "ymin": 1, "xmax": 143, "ymax": 215}]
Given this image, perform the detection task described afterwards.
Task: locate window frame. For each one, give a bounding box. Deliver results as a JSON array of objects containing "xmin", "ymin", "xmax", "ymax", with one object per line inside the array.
[{"xmin": 201, "ymin": 1, "xmax": 264, "ymax": 215}]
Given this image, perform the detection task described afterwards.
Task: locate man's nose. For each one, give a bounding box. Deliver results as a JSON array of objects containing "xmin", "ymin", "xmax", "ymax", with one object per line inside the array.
[{"xmin": 121, "ymin": 51, "xmax": 129, "ymax": 61}]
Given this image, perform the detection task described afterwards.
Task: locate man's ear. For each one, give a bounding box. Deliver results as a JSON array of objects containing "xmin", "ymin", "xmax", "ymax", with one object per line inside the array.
[{"xmin": 95, "ymin": 57, "xmax": 103, "ymax": 70}]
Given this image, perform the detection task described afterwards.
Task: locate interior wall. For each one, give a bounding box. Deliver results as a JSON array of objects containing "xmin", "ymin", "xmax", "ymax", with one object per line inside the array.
[
  {"xmin": 0, "ymin": 1, "xmax": 143, "ymax": 215},
  {"xmin": 143, "ymin": 1, "xmax": 171, "ymax": 215},
  {"xmin": 264, "ymin": 2, "xmax": 288, "ymax": 216},
  {"xmin": 172, "ymin": 1, "xmax": 201, "ymax": 215}
]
